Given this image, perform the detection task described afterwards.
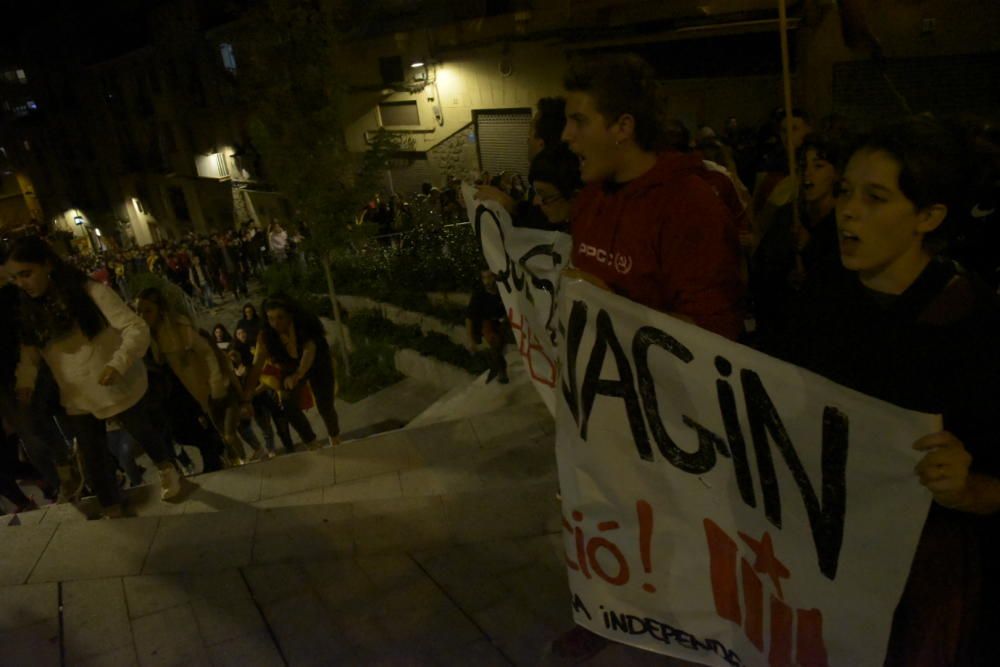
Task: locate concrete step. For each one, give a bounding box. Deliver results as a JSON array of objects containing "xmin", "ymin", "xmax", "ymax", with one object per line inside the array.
[
  {"xmin": 408, "ymin": 349, "xmax": 546, "ymax": 428},
  {"xmin": 5, "ymin": 402, "xmax": 556, "ymax": 526}
]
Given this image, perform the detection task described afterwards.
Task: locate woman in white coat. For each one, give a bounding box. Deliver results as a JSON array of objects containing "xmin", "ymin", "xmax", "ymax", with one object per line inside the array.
[{"xmin": 5, "ymin": 237, "xmax": 181, "ymax": 518}]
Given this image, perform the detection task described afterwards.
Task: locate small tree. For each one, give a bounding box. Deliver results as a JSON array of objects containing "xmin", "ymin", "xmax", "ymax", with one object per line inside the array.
[{"xmin": 237, "ymin": 0, "xmax": 408, "ymax": 376}]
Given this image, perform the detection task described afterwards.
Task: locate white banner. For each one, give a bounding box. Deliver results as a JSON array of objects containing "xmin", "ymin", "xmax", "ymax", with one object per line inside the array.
[
  {"xmin": 556, "ymin": 277, "xmax": 938, "ymax": 667},
  {"xmin": 465, "ymin": 184, "xmax": 572, "ymax": 414}
]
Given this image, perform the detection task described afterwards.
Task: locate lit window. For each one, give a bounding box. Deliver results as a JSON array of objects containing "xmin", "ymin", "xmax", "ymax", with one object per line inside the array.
[
  {"xmin": 23, "ymin": 140, "xmax": 31, "ymax": 151},
  {"xmin": 16, "ymin": 69, "xmax": 26, "ymax": 83},
  {"xmin": 26, "ymin": 100, "xmax": 37, "ymax": 110},
  {"xmin": 220, "ymin": 44, "xmax": 237, "ymax": 73}
]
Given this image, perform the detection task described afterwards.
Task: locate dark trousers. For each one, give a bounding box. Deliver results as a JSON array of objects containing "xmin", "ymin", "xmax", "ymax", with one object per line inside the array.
[
  {"xmin": 272, "ymin": 387, "xmax": 317, "ymax": 446},
  {"xmin": 306, "ymin": 362, "xmax": 340, "ymax": 438},
  {"xmin": 0, "ymin": 368, "xmax": 71, "ymax": 490},
  {"xmin": 0, "ymin": 432, "xmax": 32, "ymax": 507},
  {"xmin": 475, "ymin": 319, "xmax": 507, "ymax": 376},
  {"xmin": 150, "ymin": 371, "xmax": 225, "ymax": 473},
  {"xmin": 252, "ymin": 392, "xmax": 290, "ymax": 452},
  {"xmin": 60, "ymin": 393, "xmax": 174, "ymax": 507}
]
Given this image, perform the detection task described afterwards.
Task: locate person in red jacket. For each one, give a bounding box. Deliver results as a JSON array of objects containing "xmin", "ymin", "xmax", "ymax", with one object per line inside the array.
[
  {"xmin": 552, "ymin": 53, "xmax": 745, "ymax": 662},
  {"xmin": 561, "ymin": 54, "xmax": 744, "ymax": 340}
]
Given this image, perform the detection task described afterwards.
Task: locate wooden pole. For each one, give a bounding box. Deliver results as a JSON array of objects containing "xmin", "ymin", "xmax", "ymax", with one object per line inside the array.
[{"xmin": 778, "ymin": 0, "xmax": 805, "ymax": 275}]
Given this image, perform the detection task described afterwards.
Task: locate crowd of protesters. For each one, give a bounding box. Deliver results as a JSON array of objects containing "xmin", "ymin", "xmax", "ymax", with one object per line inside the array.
[
  {"xmin": 0, "ymin": 49, "xmax": 996, "ymax": 665},
  {"xmin": 0, "ymin": 214, "xmax": 341, "ymax": 518},
  {"xmin": 75, "ymin": 223, "xmax": 295, "ymax": 309},
  {"xmin": 466, "ymin": 55, "xmax": 999, "ymax": 666}
]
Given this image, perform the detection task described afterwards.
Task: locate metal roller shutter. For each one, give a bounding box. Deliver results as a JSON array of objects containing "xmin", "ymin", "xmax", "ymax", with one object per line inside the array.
[{"xmin": 475, "ymin": 109, "xmax": 532, "ymax": 179}]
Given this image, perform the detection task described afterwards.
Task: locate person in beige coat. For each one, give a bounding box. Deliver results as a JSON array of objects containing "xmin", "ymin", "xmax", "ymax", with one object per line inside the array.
[{"xmin": 135, "ymin": 287, "xmax": 256, "ymax": 465}]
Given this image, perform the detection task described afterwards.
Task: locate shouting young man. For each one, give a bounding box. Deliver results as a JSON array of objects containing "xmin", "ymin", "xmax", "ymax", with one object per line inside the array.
[
  {"xmin": 562, "ymin": 55, "xmax": 744, "ymax": 340},
  {"xmin": 552, "ymin": 53, "xmax": 744, "ymax": 662}
]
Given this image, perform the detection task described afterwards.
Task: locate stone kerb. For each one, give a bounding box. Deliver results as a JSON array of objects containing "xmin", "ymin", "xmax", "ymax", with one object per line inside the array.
[
  {"xmin": 427, "ymin": 291, "xmax": 470, "ymax": 308},
  {"xmin": 337, "ymin": 294, "xmax": 468, "ymax": 347}
]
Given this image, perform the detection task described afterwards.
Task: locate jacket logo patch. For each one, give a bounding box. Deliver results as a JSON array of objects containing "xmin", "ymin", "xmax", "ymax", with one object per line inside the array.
[{"xmin": 579, "ymin": 243, "xmax": 633, "ymax": 275}]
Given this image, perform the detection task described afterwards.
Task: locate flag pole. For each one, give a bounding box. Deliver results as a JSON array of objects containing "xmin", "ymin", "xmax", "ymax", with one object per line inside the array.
[{"xmin": 778, "ymin": 0, "xmax": 805, "ymax": 274}]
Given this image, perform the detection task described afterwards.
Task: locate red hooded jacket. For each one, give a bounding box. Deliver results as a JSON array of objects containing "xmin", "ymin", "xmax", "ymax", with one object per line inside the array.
[{"xmin": 570, "ymin": 152, "xmax": 744, "ymax": 339}]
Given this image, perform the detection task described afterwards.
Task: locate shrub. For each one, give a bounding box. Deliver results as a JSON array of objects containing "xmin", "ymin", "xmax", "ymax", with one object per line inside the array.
[
  {"xmin": 338, "ymin": 340, "xmax": 404, "ymax": 403},
  {"xmin": 347, "ymin": 309, "xmax": 489, "ymax": 374}
]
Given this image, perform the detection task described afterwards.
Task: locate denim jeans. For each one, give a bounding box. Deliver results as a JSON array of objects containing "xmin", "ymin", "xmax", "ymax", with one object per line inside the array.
[{"xmin": 107, "ymin": 428, "xmax": 145, "ymax": 486}]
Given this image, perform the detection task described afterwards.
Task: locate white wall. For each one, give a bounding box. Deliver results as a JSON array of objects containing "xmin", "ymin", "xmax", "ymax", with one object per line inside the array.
[{"xmin": 344, "ymin": 41, "xmax": 568, "ymax": 155}]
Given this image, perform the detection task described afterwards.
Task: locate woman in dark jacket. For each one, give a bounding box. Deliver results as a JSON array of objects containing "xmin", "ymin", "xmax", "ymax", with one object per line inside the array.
[
  {"xmin": 236, "ymin": 303, "xmax": 262, "ymax": 344},
  {"xmin": 243, "ymin": 294, "xmax": 340, "ymax": 447},
  {"xmin": 766, "ymin": 117, "xmax": 1000, "ymax": 666},
  {"xmin": 751, "ymin": 132, "xmax": 849, "ymax": 337}
]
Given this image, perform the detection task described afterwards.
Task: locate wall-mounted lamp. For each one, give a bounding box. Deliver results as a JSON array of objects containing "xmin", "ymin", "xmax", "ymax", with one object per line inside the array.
[
  {"xmin": 410, "ymin": 61, "xmax": 425, "ymax": 68},
  {"xmin": 74, "ymin": 215, "xmax": 85, "ymax": 226}
]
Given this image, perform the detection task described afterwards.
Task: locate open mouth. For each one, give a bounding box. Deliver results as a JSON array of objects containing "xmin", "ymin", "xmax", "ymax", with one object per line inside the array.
[{"xmin": 839, "ymin": 230, "xmax": 861, "ymax": 253}]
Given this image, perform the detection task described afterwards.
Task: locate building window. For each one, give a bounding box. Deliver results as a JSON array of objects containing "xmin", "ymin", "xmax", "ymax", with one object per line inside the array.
[
  {"xmin": 378, "ymin": 101, "xmax": 420, "ymax": 127},
  {"xmin": 16, "ymin": 69, "xmax": 26, "ymax": 83},
  {"xmin": 26, "ymin": 100, "xmax": 37, "ymax": 110},
  {"xmin": 168, "ymin": 186, "xmax": 191, "ymax": 222},
  {"xmin": 2, "ymin": 69, "xmax": 26, "ymax": 83},
  {"xmin": 220, "ymin": 43, "xmax": 237, "ymax": 73},
  {"xmin": 195, "ymin": 152, "xmax": 231, "ymax": 179}
]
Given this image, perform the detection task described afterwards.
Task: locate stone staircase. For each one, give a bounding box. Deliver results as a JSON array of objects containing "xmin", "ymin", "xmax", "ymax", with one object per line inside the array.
[{"xmin": 0, "ymin": 381, "xmax": 583, "ymax": 666}]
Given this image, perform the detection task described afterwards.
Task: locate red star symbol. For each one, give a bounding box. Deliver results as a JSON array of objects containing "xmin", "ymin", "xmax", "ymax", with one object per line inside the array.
[{"xmin": 738, "ymin": 530, "xmax": 791, "ymax": 600}]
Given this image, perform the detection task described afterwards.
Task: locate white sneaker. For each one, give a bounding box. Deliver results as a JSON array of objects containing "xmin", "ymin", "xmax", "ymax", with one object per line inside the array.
[
  {"xmin": 158, "ymin": 465, "xmax": 182, "ymax": 501},
  {"xmin": 99, "ymin": 504, "xmax": 125, "ymax": 519}
]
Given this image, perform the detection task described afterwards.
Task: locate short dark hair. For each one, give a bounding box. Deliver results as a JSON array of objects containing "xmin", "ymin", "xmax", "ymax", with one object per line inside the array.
[
  {"xmin": 798, "ymin": 132, "xmax": 853, "ymax": 173},
  {"xmin": 853, "ymin": 115, "xmax": 971, "ymax": 245},
  {"xmin": 529, "ymin": 144, "xmax": 582, "ymax": 199},
  {"xmin": 663, "ymin": 118, "xmax": 692, "ymax": 153},
  {"xmin": 533, "ymin": 97, "xmax": 566, "ymax": 148},
  {"xmin": 563, "ymin": 54, "xmax": 664, "ymax": 151}
]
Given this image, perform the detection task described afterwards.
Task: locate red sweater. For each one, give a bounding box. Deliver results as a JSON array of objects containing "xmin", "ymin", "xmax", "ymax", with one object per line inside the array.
[{"xmin": 570, "ymin": 152, "xmax": 744, "ymax": 340}]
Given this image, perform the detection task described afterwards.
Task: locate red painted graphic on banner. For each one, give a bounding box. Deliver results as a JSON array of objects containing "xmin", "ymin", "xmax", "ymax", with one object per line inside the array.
[
  {"xmin": 562, "ymin": 501, "xmax": 657, "ymax": 593},
  {"xmin": 704, "ymin": 519, "xmax": 829, "ymax": 666},
  {"xmin": 507, "ymin": 307, "xmax": 556, "ymax": 387}
]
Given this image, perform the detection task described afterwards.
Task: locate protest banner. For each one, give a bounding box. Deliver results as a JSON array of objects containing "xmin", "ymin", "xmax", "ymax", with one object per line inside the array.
[
  {"xmin": 464, "ymin": 183, "xmax": 572, "ymax": 414},
  {"xmin": 555, "ymin": 277, "xmax": 938, "ymax": 666}
]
